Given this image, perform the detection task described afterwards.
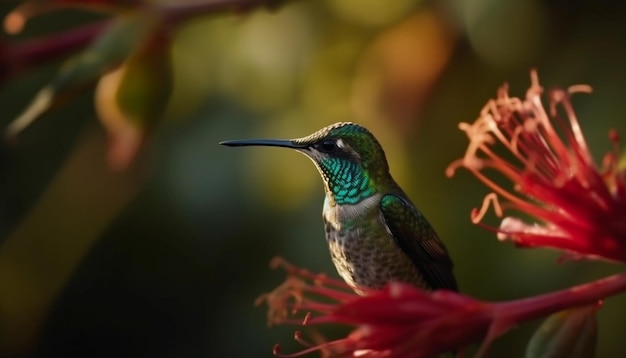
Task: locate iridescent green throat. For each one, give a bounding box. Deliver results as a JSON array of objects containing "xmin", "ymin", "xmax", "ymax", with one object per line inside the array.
[{"xmin": 319, "ymin": 158, "xmax": 375, "ymax": 205}]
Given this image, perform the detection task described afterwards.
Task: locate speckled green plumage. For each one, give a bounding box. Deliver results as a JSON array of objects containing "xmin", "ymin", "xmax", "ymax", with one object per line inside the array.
[
  {"xmin": 316, "ymin": 158, "xmax": 375, "ymax": 205},
  {"xmin": 292, "ymin": 123, "xmax": 392, "ymax": 205},
  {"xmin": 292, "ymin": 122, "xmax": 457, "ymax": 292},
  {"xmin": 221, "ymin": 122, "xmax": 458, "ymax": 293},
  {"xmin": 324, "ymin": 192, "xmax": 432, "ymax": 292},
  {"xmin": 380, "ymin": 194, "xmax": 457, "ymax": 290}
]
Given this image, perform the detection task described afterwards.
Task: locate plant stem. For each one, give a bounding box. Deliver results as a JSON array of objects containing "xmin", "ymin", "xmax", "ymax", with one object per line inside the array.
[{"xmin": 500, "ymin": 272, "xmax": 626, "ymax": 322}]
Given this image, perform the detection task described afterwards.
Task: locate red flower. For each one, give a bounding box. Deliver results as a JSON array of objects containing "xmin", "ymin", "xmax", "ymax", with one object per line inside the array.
[
  {"xmin": 258, "ymin": 259, "xmax": 626, "ymax": 358},
  {"xmin": 446, "ymin": 70, "xmax": 626, "ymax": 263}
]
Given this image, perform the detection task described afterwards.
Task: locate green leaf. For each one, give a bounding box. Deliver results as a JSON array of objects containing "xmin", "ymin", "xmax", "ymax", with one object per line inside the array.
[
  {"xmin": 95, "ymin": 27, "xmax": 173, "ymax": 170},
  {"xmin": 525, "ymin": 305, "xmax": 598, "ymax": 358},
  {"xmin": 6, "ymin": 12, "xmax": 160, "ymax": 137}
]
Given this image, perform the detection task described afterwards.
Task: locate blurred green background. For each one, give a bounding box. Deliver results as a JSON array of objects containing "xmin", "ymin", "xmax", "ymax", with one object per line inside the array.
[{"xmin": 1, "ymin": 0, "xmax": 626, "ymax": 357}]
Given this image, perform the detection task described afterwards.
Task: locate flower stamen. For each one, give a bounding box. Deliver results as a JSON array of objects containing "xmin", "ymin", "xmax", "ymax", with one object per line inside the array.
[
  {"xmin": 259, "ymin": 259, "xmax": 626, "ymax": 357},
  {"xmin": 448, "ymin": 70, "xmax": 626, "ymax": 262}
]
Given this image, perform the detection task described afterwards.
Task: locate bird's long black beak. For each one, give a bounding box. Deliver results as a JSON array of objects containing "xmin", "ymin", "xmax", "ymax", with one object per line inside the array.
[{"xmin": 219, "ymin": 139, "xmax": 308, "ymax": 149}]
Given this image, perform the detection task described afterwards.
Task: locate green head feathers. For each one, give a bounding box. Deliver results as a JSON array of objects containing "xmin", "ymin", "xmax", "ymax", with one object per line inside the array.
[{"xmin": 220, "ymin": 122, "xmax": 394, "ymax": 205}]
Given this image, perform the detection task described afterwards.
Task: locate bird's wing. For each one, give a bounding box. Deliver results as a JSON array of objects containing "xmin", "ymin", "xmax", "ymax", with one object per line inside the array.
[{"xmin": 380, "ymin": 194, "xmax": 458, "ymax": 291}]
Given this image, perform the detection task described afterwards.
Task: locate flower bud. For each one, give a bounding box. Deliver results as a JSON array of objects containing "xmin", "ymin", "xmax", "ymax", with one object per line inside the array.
[{"xmin": 525, "ymin": 305, "xmax": 598, "ymax": 358}]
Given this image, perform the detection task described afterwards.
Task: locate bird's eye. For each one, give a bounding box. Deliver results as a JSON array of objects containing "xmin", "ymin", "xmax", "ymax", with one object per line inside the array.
[{"xmin": 319, "ymin": 139, "xmax": 338, "ymax": 152}]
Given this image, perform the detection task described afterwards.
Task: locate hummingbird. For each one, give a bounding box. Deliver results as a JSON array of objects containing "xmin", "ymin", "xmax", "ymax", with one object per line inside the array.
[{"xmin": 220, "ymin": 122, "xmax": 457, "ymax": 293}]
